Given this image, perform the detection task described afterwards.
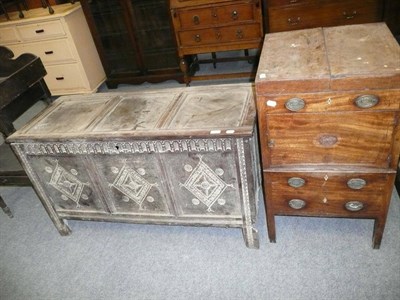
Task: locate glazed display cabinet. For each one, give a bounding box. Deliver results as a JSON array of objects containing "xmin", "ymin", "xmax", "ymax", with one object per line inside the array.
[{"xmin": 80, "ymin": 0, "xmax": 185, "ymax": 88}]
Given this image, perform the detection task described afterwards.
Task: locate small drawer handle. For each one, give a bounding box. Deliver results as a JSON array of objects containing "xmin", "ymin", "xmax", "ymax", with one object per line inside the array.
[
  {"xmin": 194, "ymin": 34, "xmax": 201, "ymax": 42},
  {"xmin": 285, "ymin": 97, "xmax": 305, "ymax": 111},
  {"xmin": 345, "ymin": 201, "xmax": 364, "ymax": 212},
  {"xmin": 288, "ymin": 199, "xmax": 306, "ymax": 210},
  {"xmin": 35, "ymin": 29, "xmax": 45, "ymax": 33},
  {"xmin": 343, "ymin": 10, "xmax": 357, "ymax": 20},
  {"xmin": 44, "ymin": 51, "xmax": 54, "ymax": 55},
  {"xmin": 354, "ymin": 94, "xmax": 379, "ymax": 109},
  {"xmin": 288, "ymin": 177, "xmax": 305, "ymax": 188},
  {"xmin": 231, "ymin": 10, "xmax": 238, "ymax": 20},
  {"xmin": 192, "ymin": 15, "xmax": 200, "ymax": 25},
  {"xmin": 347, "ymin": 178, "xmax": 367, "ymax": 190},
  {"xmin": 287, "ymin": 17, "xmax": 301, "ymax": 25},
  {"xmin": 56, "ymin": 77, "xmax": 64, "ymax": 81}
]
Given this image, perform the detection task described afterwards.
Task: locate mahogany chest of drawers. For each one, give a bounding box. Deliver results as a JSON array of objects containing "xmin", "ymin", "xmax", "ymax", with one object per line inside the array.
[
  {"xmin": 7, "ymin": 84, "xmax": 262, "ymax": 248},
  {"xmin": 264, "ymin": 0, "xmax": 383, "ymax": 33},
  {"xmin": 170, "ymin": 0, "xmax": 263, "ymax": 83},
  {"xmin": 255, "ymin": 23, "xmax": 400, "ymax": 248}
]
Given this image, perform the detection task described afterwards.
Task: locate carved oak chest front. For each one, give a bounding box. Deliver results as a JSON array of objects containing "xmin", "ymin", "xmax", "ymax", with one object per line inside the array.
[
  {"xmin": 7, "ymin": 84, "xmax": 262, "ymax": 248},
  {"xmin": 255, "ymin": 23, "xmax": 400, "ymax": 248}
]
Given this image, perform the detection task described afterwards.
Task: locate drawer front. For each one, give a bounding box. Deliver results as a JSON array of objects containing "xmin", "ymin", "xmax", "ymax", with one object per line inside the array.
[
  {"xmin": 16, "ymin": 20, "xmax": 66, "ymax": 41},
  {"xmin": 265, "ymin": 171, "xmax": 394, "ymax": 217},
  {"xmin": 263, "ymin": 111, "xmax": 397, "ymax": 168},
  {"xmin": 257, "ymin": 90, "xmax": 400, "ymax": 114},
  {"xmin": 267, "ymin": 0, "xmax": 381, "ymax": 32},
  {"xmin": 44, "ymin": 64, "xmax": 86, "ymax": 93},
  {"xmin": 91, "ymin": 154, "xmax": 172, "ymax": 216},
  {"xmin": 7, "ymin": 39, "xmax": 76, "ymax": 65},
  {"xmin": 0, "ymin": 26, "xmax": 19, "ymax": 44},
  {"xmin": 178, "ymin": 23, "xmax": 261, "ymax": 47},
  {"xmin": 177, "ymin": 3, "xmax": 257, "ymax": 28},
  {"xmin": 27, "ymin": 155, "xmax": 108, "ymax": 214}
]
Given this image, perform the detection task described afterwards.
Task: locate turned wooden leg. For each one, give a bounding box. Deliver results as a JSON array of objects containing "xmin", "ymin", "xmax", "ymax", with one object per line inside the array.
[
  {"xmin": 0, "ymin": 195, "xmax": 13, "ymax": 218},
  {"xmin": 179, "ymin": 57, "xmax": 190, "ymax": 86},
  {"xmin": 372, "ymin": 217, "xmax": 387, "ymax": 249},
  {"xmin": 267, "ymin": 212, "xmax": 276, "ymax": 243}
]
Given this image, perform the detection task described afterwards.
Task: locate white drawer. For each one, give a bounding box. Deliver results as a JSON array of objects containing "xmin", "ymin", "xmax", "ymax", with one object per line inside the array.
[
  {"xmin": 8, "ymin": 39, "xmax": 76, "ymax": 64},
  {"xmin": 0, "ymin": 26, "xmax": 19, "ymax": 44},
  {"xmin": 44, "ymin": 63, "xmax": 86, "ymax": 94},
  {"xmin": 17, "ymin": 20, "xmax": 65, "ymax": 41}
]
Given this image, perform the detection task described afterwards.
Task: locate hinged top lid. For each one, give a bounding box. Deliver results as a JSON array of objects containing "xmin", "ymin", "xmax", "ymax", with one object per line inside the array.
[
  {"xmin": 256, "ymin": 23, "xmax": 400, "ymax": 94},
  {"xmin": 7, "ymin": 84, "xmax": 256, "ymax": 142}
]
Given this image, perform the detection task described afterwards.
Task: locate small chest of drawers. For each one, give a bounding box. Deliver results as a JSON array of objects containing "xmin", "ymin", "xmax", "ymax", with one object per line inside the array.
[
  {"xmin": 170, "ymin": 0, "xmax": 263, "ymax": 83},
  {"xmin": 0, "ymin": 3, "xmax": 105, "ymax": 96},
  {"xmin": 7, "ymin": 84, "xmax": 261, "ymax": 249},
  {"xmin": 255, "ymin": 23, "xmax": 400, "ymax": 248},
  {"xmin": 265, "ymin": 0, "xmax": 383, "ymax": 32}
]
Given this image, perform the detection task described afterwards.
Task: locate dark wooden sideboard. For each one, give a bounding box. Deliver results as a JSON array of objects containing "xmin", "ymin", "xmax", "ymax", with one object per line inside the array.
[{"xmin": 79, "ymin": 0, "xmax": 185, "ymax": 88}]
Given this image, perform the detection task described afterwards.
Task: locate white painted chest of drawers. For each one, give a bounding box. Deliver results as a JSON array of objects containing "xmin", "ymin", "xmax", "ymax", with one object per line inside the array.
[{"xmin": 0, "ymin": 3, "xmax": 105, "ymax": 96}]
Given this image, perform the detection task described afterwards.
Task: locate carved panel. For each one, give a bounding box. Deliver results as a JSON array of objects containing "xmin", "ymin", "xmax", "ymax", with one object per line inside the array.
[
  {"xmin": 92, "ymin": 154, "xmax": 171, "ymax": 215},
  {"xmin": 163, "ymin": 151, "xmax": 242, "ymax": 216},
  {"xmin": 27, "ymin": 155, "xmax": 107, "ymax": 213}
]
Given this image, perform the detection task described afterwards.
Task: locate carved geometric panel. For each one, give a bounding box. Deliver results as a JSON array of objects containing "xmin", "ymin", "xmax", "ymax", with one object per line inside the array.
[
  {"xmin": 27, "ymin": 155, "xmax": 107, "ymax": 213},
  {"xmin": 92, "ymin": 155, "xmax": 171, "ymax": 215},
  {"xmin": 163, "ymin": 151, "xmax": 242, "ymax": 216}
]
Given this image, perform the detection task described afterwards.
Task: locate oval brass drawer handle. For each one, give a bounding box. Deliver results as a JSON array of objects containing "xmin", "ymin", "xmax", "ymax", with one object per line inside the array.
[
  {"xmin": 345, "ymin": 201, "xmax": 364, "ymax": 212},
  {"xmin": 194, "ymin": 34, "xmax": 201, "ymax": 42},
  {"xmin": 343, "ymin": 10, "xmax": 357, "ymax": 20},
  {"xmin": 354, "ymin": 94, "xmax": 379, "ymax": 108},
  {"xmin": 347, "ymin": 178, "xmax": 367, "ymax": 190},
  {"xmin": 288, "ymin": 177, "xmax": 305, "ymax": 188},
  {"xmin": 288, "ymin": 199, "xmax": 306, "ymax": 209},
  {"xmin": 285, "ymin": 97, "xmax": 305, "ymax": 111}
]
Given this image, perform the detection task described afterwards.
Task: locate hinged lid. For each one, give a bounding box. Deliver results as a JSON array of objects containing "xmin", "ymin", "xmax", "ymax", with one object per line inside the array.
[
  {"xmin": 7, "ymin": 84, "xmax": 256, "ymax": 142},
  {"xmin": 256, "ymin": 23, "xmax": 400, "ymax": 94}
]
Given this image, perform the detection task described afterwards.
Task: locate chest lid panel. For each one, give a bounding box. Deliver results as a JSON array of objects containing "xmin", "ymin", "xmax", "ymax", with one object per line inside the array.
[
  {"xmin": 256, "ymin": 23, "xmax": 400, "ymax": 94},
  {"xmin": 7, "ymin": 84, "xmax": 256, "ymax": 142}
]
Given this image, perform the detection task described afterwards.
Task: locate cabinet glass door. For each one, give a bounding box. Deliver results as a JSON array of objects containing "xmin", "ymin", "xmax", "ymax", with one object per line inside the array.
[
  {"xmin": 129, "ymin": 0, "xmax": 179, "ymax": 71},
  {"xmin": 87, "ymin": 0, "xmax": 139, "ymax": 75}
]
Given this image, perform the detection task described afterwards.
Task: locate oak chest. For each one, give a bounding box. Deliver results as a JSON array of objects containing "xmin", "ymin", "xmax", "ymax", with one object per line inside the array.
[
  {"xmin": 7, "ymin": 84, "xmax": 262, "ymax": 248},
  {"xmin": 255, "ymin": 23, "xmax": 400, "ymax": 248}
]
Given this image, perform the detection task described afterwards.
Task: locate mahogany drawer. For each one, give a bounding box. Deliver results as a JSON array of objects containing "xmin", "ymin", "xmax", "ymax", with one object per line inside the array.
[
  {"xmin": 176, "ymin": 2, "xmax": 257, "ymax": 28},
  {"xmin": 265, "ymin": 171, "xmax": 395, "ymax": 217},
  {"xmin": 178, "ymin": 23, "xmax": 261, "ymax": 47},
  {"xmin": 262, "ymin": 111, "xmax": 397, "ymax": 168},
  {"xmin": 257, "ymin": 90, "xmax": 400, "ymax": 114},
  {"xmin": 267, "ymin": 0, "xmax": 381, "ymax": 32}
]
